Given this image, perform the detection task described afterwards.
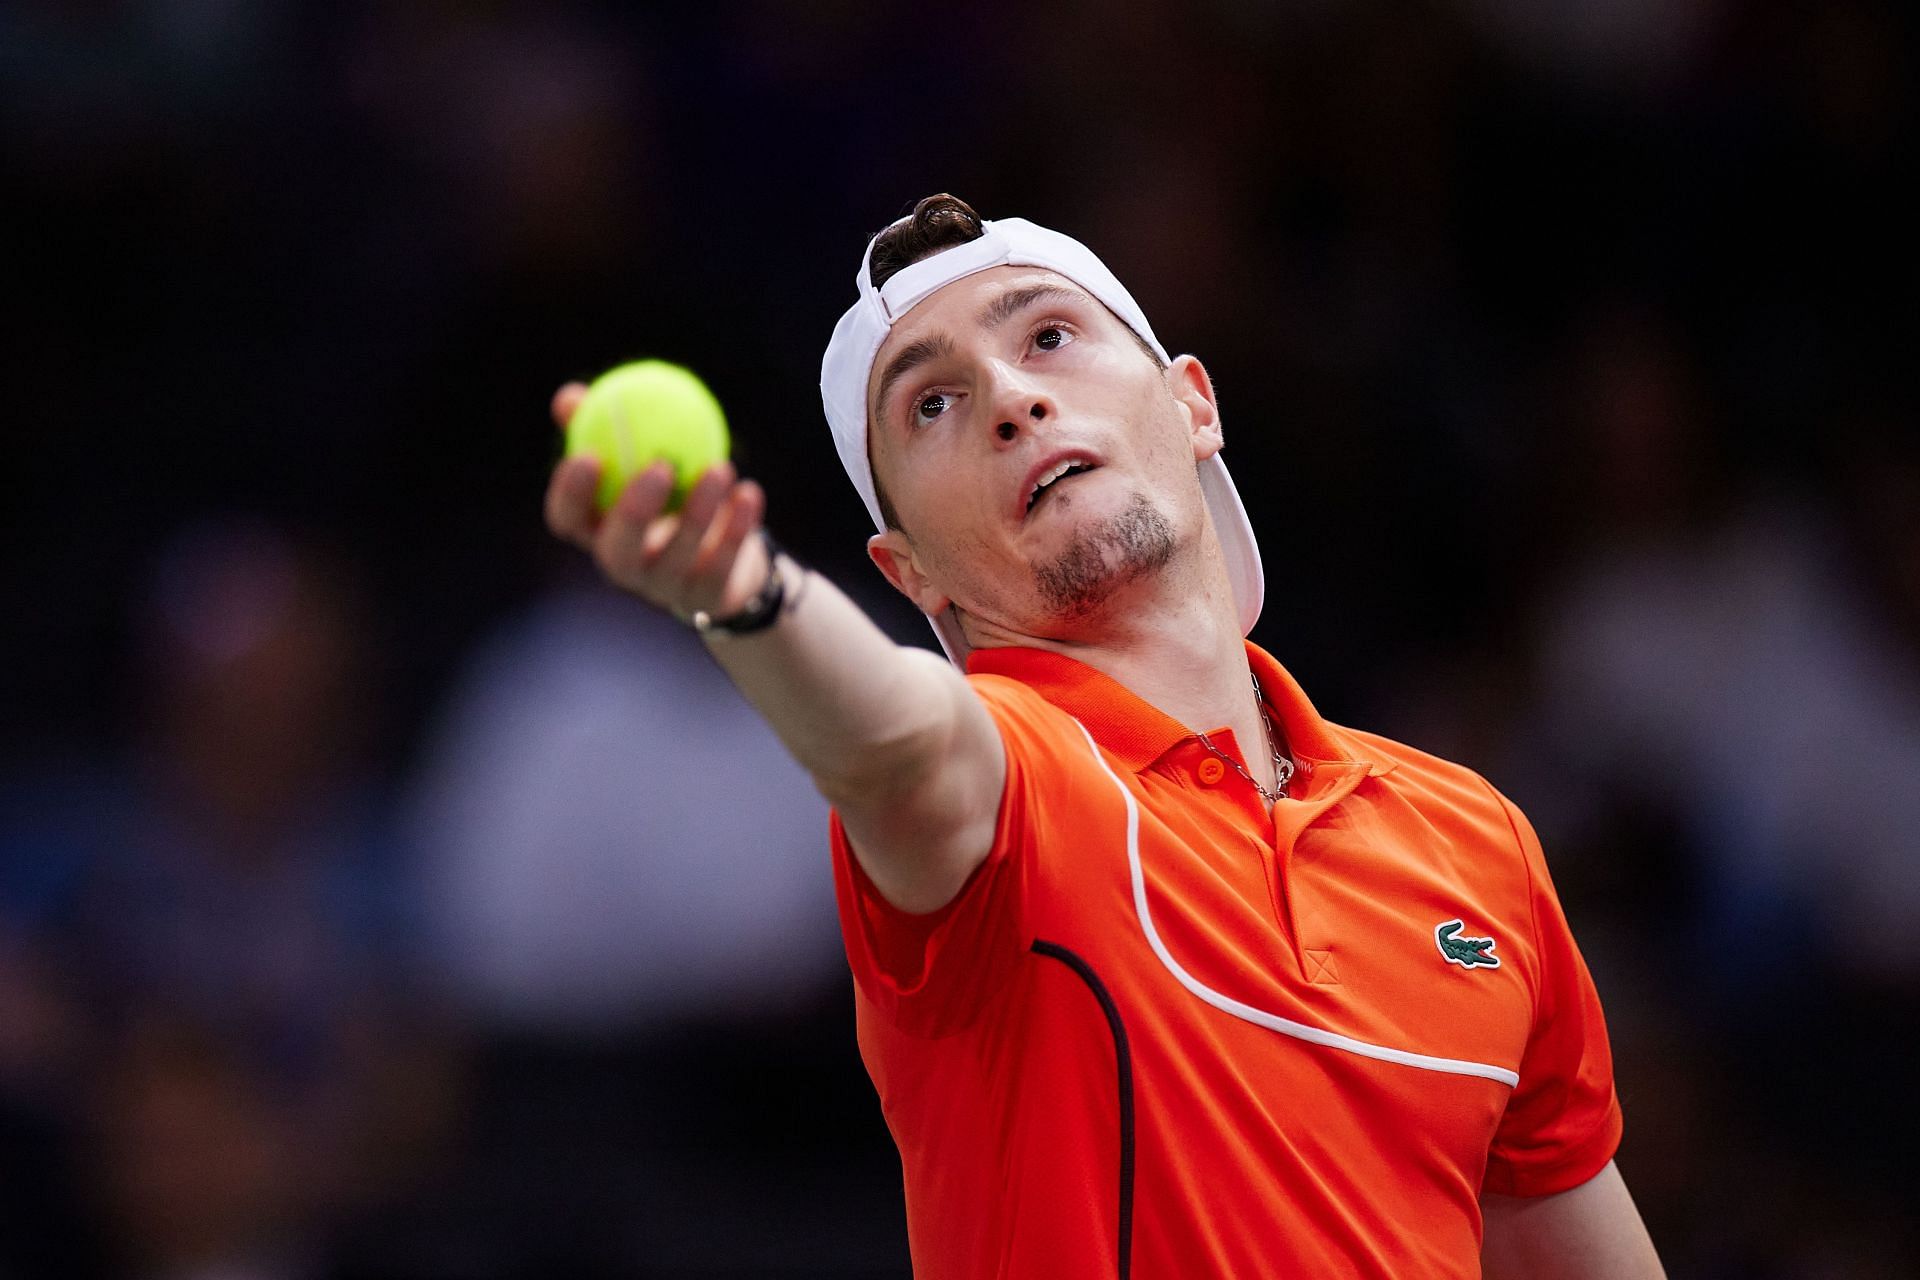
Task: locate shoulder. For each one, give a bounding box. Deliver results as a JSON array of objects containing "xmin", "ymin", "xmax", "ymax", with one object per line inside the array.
[
  {"xmin": 963, "ymin": 672, "xmax": 1091, "ymax": 751},
  {"xmin": 1341, "ymin": 724, "xmax": 1522, "ymax": 822},
  {"xmin": 959, "ymin": 673, "xmax": 1131, "ymax": 812},
  {"xmin": 964, "ymin": 670, "xmax": 1059, "ymax": 710},
  {"xmin": 1331, "ymin": 722, "xmax": 1548, "ymax": 899}
]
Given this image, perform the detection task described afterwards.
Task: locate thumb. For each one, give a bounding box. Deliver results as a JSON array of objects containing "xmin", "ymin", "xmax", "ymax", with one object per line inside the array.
[{"xmin": 550, "ymin": 382, "xmax": 589, "ymax": 431}]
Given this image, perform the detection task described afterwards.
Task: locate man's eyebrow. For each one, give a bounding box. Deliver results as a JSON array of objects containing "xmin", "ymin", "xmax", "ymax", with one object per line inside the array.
[
  {"xmin": 976, "ymin": 283, "xmax": 1091, "ymax": 333},
  {"xmin": 870, "ymin": 284, "xmax": 1093, "ymax": 424},
  {"xmin": 871, "ymin": 333, "xmax": 955, "ymax": 423}
]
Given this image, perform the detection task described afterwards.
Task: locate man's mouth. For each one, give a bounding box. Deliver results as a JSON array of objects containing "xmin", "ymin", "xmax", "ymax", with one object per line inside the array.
[{"xmin": 1024, "ymin": 457, "xmax": 1099, "ymax": 517}]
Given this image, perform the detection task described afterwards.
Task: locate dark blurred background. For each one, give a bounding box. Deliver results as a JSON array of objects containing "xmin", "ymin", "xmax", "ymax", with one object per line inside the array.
[{"xmin": 3, "ymin": 1, "xmax": 1915, "ymax": 1276}]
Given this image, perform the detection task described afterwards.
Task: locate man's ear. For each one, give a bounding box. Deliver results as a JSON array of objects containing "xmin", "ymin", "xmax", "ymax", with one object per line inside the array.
[
  {"xmin": 867, "ymin": 530, "xmax": 953, "ymax": 617},
  {"xmin": 1167, "ymin": 354, "xmax": 1224, "ymax": 462}
]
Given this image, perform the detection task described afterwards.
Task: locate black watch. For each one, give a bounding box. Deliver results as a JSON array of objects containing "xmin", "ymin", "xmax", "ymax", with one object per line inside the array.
[{"xmin": 691, "ymin": 530, "xmax": 788, "ymax": 637}]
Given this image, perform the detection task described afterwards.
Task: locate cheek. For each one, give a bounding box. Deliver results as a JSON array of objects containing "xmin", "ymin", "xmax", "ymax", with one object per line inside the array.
[
  {"xmin": 1107, "ymin": 384, "xmax": 1185, "ymax": 469},
  {"xmin": 895, "ymin": 465, "xmax": 1021, "ymax": 582},
  {"xmin": 1079, "ymin": 342, "xmax": 1145, "ymax": 395},
  {"xmin": 895, "ymin": 456, "xmax": 999, "ymax": 552},
  {"xmin": 1077, "ymin": 347, "xmax": 1170, "ymax": 429}
]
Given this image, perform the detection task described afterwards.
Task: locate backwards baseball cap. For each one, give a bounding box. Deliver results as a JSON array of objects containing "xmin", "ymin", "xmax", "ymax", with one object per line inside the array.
[{"xmin": 819, "ymin": 210, "xmax": 1264, "ymax": 665}]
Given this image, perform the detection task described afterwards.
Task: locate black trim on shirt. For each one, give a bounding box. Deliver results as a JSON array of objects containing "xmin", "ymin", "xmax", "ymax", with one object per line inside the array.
[{"xmin": 1031, "ymin": 939, "xmax": 1135, "ymax": 1280}]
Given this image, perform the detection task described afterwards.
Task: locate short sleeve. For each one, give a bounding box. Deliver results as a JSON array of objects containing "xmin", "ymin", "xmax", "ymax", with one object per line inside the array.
[
  {"xmin": 828, "ymin": 676, "xmax": 1050, "ymax": 1039},
  {"xmin": 1482, "ymin": 789, "xmax": 1624, "ymax": 1197}
]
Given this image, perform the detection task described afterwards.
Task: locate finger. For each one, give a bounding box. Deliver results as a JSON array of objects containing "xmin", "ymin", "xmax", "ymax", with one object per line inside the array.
[
  {"xmin": 653, "ymin": 463, "xmax": 738, "ymax": 583},
  {"xmin": 689, "ymin": 478, "xmax": 763, "ymax": 588},
  {"xmin": 596, "ymin": 462, "xmax": 678, "ymax": 577},
  {"xmin": 551, "ymin": 382, "xmax": 589, "ymax": 431},
  {"xmin": 734, "ymin": 478, "xmax": 767, "ymax": 529},
  {"xmin": 700, "ymin": 481, "xmax": 764, "ymax": 572},
  {"xmin": 714, "ymin": 482, "xmax": 773, "ymax": 606},
  {"xmin": 544, "ymin": 456, "xmax": 603, "ymax": 546}
]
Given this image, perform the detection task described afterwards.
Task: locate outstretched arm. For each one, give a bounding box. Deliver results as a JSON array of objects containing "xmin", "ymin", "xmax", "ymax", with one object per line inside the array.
[
  {"xmin": 542, "ymin": 383, "xmax": 1002, "ymax": 915},
  {"xmin": 1481, "ymin": 1160, "xmax": 1665, "ymax": 1280}
]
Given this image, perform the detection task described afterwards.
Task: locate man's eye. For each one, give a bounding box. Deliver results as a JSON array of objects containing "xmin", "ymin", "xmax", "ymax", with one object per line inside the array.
[
  {"xmin": 914, "ymin": 392, "xmax": 950, "ymax": 423},
  {"xmin": 1034, "ymin": 325, "xmax": 1070, "ymax": 351}
]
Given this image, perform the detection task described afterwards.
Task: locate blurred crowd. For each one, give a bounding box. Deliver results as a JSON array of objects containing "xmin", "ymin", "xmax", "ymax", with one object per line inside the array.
[{"xmin": 2, "ymin": 1, "xmax": 1914, "ymax": 1276}]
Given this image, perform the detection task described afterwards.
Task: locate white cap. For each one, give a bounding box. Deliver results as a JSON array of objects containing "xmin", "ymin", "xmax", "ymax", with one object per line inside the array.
[{"xmin": 819, "ymin": 212, "xmax": 1264, "ymax": 665}]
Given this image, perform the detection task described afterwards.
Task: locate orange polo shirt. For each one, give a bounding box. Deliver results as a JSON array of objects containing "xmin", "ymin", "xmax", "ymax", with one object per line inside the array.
[{"xmin": 829, "ymin": 643, "xmax": 1621, "ymax": 1279}]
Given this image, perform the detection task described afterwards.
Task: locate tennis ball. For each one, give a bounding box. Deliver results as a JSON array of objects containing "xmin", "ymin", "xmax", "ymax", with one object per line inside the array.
[{"xmin": 565, "ymin": 360, "xmax": 730, "ymax": 513}]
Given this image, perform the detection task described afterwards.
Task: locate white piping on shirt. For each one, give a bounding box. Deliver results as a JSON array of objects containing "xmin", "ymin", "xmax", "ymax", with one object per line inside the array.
[{"xmin": 1071, "ymin": 719, "xmax": 1522, "ymax": 1089}]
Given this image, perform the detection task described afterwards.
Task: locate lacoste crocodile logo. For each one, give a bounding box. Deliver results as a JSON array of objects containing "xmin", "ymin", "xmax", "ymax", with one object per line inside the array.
[{"xmin": 1434, "ymin": 919, "xmax": 1501, "ymax": 970}]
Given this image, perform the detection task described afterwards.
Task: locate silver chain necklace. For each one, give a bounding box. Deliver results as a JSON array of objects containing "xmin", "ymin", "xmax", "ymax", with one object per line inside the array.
[{"xmin": 1195, "ymin": 671, "xmax": 1295, "ymax": 804}]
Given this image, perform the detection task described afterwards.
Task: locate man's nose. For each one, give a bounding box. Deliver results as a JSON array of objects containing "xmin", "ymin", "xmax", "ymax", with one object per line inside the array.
[{"xmin": 985, "ymin": 363, "xmax": 1054, "ymax": 445}]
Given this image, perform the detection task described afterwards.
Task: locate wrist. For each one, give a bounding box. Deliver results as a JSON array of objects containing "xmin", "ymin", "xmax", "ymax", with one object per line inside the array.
[{"xmin": 691, "ymin": 530, "xmax": 791, "ymax": 638}]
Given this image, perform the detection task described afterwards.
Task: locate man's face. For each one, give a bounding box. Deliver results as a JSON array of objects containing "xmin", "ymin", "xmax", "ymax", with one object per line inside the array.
[{"xmin": 864, "ymin": 265, "xmax": 1223, "ymax": 641}]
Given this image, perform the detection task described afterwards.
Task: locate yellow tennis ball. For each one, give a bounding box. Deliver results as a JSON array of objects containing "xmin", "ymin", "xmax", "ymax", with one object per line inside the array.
[{"xmin": 565, "ymin": 360, "xmax": 731, "ymax": 513}]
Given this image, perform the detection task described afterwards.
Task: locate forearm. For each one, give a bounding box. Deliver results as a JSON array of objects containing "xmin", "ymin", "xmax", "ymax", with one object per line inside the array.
[
  {"xmin": 538, "ymin": 396, "xmax": 980, "ymax": 823},
  {"xmin": 1480, "ymin": 1161, "xmax": 1665, "ymax": 1280},
  {"xmin": 701, "ymin": 552, "xmax": 968, "ymax": 797},
  {"xmin": 540, "ymin": 384, "xmax": 1005, "ymax": 914}
]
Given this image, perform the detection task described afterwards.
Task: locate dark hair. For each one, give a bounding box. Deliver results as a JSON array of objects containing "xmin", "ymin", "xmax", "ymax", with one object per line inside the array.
[
  {"xmin": 869, "ymin": 193, "xmax": 986, "ymax": 290},
  {"xmin": 863, "ymin": 194, "xmax": 1167, "ymax": 534}
]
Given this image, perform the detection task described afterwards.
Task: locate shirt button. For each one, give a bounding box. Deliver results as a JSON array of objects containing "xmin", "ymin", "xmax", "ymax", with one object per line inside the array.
[{"xmin": 1197, "ymin": 757, "xmax": 1227, "ymax": 785}]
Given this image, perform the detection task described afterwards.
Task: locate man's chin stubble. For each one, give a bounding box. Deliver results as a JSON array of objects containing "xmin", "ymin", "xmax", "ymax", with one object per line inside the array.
[{"xmin": 1033, "ymin": 492, "xmax": 1177, "ymax": 621}]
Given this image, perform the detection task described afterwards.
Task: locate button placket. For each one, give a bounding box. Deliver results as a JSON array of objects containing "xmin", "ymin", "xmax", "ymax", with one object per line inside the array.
[{"xmin": 1270, "ymin": 760, "xmax": 1368, "ymax": 983}]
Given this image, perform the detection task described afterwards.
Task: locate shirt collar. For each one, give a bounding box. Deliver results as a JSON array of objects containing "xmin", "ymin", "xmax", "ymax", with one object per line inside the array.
[{"xmin": 966, "ymin": 641, "xmax": 1396, "ymax": 778}]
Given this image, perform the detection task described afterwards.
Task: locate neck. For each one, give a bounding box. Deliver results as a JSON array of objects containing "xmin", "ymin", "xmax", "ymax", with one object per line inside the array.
[{"xmin": 967, "ymin": 531, "xmax": 1280, "ymax": 787}]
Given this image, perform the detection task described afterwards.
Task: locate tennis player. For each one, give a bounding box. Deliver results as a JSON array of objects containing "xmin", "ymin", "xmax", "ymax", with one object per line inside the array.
[{"xmin": 542, "ymin": 194, "xmax": 1665, "ymax": 1279}]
